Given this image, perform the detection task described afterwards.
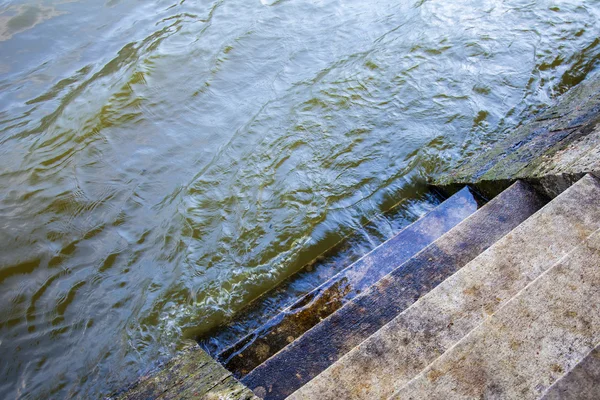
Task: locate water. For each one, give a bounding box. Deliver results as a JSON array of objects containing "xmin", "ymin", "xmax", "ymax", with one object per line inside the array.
[
  {"xmin": 200, "ymin": 186, "xmax": 449, "ymax": 358},
  {"xmin": 0, "ymin": 0, "xmax": 599, "ymax": 398}
]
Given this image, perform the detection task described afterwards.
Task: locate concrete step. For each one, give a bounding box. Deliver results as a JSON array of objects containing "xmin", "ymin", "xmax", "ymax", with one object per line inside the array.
[
  {"xmin": 541, "ymin": 343, "xmax": 600, "ymax": 400},
  {"xmin": 286, "ymin": 174, "xmax": 600, "ymax": 400},
  {"xmin": 393, "ymin": 227, "xmax": 600, "ymax": 400},
  {"xmin": 242, "ymin": 180, "xmax": 547, "ymax": 400},
  {"xmin": 220, "ymin": 187, "xmax": 480, "ymax": 375}
]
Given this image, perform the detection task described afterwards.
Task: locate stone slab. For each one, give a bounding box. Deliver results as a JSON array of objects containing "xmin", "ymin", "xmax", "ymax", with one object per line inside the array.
[
  {"xmin": 242, "ymin": 180, "xmax": 547, "ymax": 400},
  {"xmin": 541, "ymin": 344, "xmax": 600, "ymax": 400},
  {"xmin": 393, "ymin": 227, "xmax": 600, "ymax": 399},
  {"xmin": 433, "ymin": 72, "xmax": 600, "ymax": 198},
  {"xmin": 221, "ymin": 187, "xmax": 479, "ymax": 376},
  {"xmin": 111, "ymin": 344, "xmax": 258, "ymax": 400},
  {"xmin": 288, "ymin": 174, "xmax": 600, "ymax": 400}
]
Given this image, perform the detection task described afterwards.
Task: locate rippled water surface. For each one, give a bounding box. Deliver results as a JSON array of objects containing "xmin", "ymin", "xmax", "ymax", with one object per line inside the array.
[{"xmin": 1, "ymin": 0, "xmax": 600, "ymax": 398}]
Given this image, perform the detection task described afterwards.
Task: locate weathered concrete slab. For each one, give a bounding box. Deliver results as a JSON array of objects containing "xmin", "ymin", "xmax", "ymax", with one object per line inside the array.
[
  {"xmin": 111, "ymin": 344, "xmax": 258, "ymax": 400},
  {"xmin": 541, "ymin": 344, "xmax": 600, "ymax": 400},
  {"xmin": 288, "ymin": 174, "xmax": 600, "ymax": 400},
  {"xmin": 221, "ymin": 187, "xmax": 479, "ymax": 376},
  {"xmin": 392, "ymin": 227, "xmax": 600, "ymax": 400},
  {"xmin": 433, "ymin": 72, "xmax": 600, "ymax": 199},
  {"xmin": 242, "ymin": 180, "xmax": 547, "ymax": 400}
]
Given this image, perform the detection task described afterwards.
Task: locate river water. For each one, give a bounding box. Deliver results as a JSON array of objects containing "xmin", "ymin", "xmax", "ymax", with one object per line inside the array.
[{"xmin": 1, "ymin": 0, "xmax": 599, "ymax": 398}]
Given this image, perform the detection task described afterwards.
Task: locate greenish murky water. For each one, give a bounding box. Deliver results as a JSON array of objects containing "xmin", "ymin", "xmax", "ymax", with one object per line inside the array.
[{"xmin": 1, "ymin": 0, "xmax": 599, "ymax": 398}]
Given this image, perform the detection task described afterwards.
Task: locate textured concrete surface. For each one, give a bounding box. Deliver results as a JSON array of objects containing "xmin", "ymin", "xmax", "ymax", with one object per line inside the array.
[
  {"xmin": 242, "ymin": 180, "xmax": 547, "ymax": 400},
  {"xmin": 392, "ymin": 227, "xmax": 600, "ymax": 400},
  {"xmin": 111, "ymin": 344, "xmax": 258, "ymax": 400},
  {"xmin": 289, "ymin": 174, "xmax": 600, "ymax": 400},
  {"xmin": 541, "ymin": 344, "xmax": 600, "ymax": 400},
  {"xmin": 221, "ymin": 187, "xmax": 478, "ymax": 376},
  {"xmin": 433, "ymin": 72, "xmax": 600, "ymax": 198}
]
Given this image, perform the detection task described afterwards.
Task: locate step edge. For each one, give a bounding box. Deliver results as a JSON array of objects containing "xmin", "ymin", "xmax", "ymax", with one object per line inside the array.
[{"xmin": 538, "ymin": 340, "xmax": 600, "ymax": 399}]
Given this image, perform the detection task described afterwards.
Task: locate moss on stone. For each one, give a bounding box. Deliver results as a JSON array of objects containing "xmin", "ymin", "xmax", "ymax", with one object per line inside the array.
[{"xmin": 433, "ymin": 73, "xmax": 600, "ymax": 193}]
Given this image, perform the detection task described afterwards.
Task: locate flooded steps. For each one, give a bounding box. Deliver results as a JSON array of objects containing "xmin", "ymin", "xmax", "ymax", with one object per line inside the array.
[
  {"xmin": 242, "ymin": 180, "xmax": 547, "ymax": 399},
  {"xmin": 541, "ymin": 344, "xmax": 600, "ymax": 400},
  {"xmin": 202, "ymin": 190, "xmax": 447, "ymax": 357},
  {"xmin": 220, "ymin": 187, "xmax": 480, "ymax": 375},
  {"xmin": 289, "ymin": 174, "xmax": 600, "ymax": 400},
  {"xmin": 392, "ymin": 227, "xmax": 600, "ymax": 400}
]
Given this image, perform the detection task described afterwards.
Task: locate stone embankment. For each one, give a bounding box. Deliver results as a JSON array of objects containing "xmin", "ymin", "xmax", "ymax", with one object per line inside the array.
[{"xmin": 433, "ymin": 71, "xmax": 600, "ymax": 198}]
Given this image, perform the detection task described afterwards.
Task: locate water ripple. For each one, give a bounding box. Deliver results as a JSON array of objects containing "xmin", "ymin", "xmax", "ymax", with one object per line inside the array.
[{"xmin": 0, "ymin": 0, "xmax": 599, "ymax": 398}]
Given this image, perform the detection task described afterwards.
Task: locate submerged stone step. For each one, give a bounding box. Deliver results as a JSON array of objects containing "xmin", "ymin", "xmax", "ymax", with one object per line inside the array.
[
  {"xmin": 393, "ymin": 227, "xmax": 600, "ymax": 400},
  {"xmin": 289, "ymin": 174, "xmax": 600, "ymax": 400},
  {"xmin": 541, "ymin": 344, "xmax": 600, "ymax": 400},
  {"xmin": 220, "ymin": 187, "xmax": 480, "ymax": 375},
  {"xmin": 243, "ymin": 180, "xmax": 548, "ymax": 400},
  {"xmin": 201, "ymin": 189, "xmax": 447, "ymax": 358}
]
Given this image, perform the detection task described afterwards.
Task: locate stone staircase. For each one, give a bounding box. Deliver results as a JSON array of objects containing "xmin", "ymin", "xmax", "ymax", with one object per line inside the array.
[
  {"xmin": 238, "ymin": 174, "xmax": 600, "ymax": 399},
  {"xmin": 117, "ymin": 174, "xmax": 600, "ymax": 399},
  {"xmin": 219, "ymin": 186, "xmax": 482, "ymax": 376}
]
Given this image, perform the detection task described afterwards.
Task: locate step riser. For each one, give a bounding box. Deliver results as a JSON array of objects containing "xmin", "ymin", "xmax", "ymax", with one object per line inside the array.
[
  {"xmin": 394, "ymin": 228, "xmax": 600, "ymax": 399},
  {"xmin": 221, "ymin": 187, "xmax": 479, "ymax": 375},
  {"xmin": 291, "ymin": 174, "xmax": 600, "ymax": 400},
  {"xmin": 243, "ymin": 181, "xmax": 547, "ymax": 400}
]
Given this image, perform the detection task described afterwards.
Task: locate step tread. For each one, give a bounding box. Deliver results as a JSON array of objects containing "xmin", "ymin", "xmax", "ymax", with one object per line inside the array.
[
  {"xmin": 393, "ymin": 227, "xmax": 600, "ymax": 400},
  {"xmin": 221, "ymin": 187, "xmax": 479, "ymax": 375},
  {"xmin": 242, "ymin": 180, "xmax": 547, "ymax": 400},
  {"xmin": 541, "ymin": 343, "xmax": 600, "ymax": 400},
  {"xmin": 287, "ymin": 174, "xmax": 600, "ymax": 400}
]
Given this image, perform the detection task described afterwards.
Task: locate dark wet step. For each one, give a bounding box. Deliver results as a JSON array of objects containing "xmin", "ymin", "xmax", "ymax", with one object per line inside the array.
[
  {"xmin": 219, "ymin": 187, "xmax": 481, "ymax": 376},
  {"xmin": 199, "ymin": 190, "xmax": 447, "ymax": 357},
  {"xmin": 241, "ymin": 180, "xmax": 548, "ymax": 400}
]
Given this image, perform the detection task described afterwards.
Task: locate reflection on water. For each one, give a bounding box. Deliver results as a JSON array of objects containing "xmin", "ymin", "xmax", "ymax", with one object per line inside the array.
[{"xmin": 0, "ymin": 0, "xmax": 599, "ymax": 398}]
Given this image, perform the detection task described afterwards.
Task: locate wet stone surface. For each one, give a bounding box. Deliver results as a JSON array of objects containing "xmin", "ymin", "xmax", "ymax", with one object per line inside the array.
[
  {"xmin": 434, "ymin": 72, "xmax": 600, "ymax": 198},
  {"xmin": 290, "ymin": 174, "xmax": 600, "ymax": 400},
  {"xmin": 243, "ymin": 180, "xmax": 547, "ymax": 400},
  {"xmin": 111, "ymin": 344, "xmax": 258, "ymax": 400},
  {"xmin": 219, "ymin": 187, "xmax": 479, "ymax": 376}
]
